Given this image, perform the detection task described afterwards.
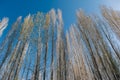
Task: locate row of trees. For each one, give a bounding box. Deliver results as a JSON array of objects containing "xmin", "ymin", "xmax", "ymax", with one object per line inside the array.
[{"xmin": 0, "ymin": 6, "xmax": 120, "ymax": 80}]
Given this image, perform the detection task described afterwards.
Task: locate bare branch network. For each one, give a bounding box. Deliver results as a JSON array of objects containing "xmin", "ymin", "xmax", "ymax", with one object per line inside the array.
[{"xmin": 0, "ymin": 7, "xmax": 120, "ymax": 80}]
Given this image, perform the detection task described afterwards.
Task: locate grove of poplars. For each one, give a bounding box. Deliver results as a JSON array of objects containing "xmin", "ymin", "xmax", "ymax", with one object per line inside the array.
[{"xmin": 0, "ymin": 6, "xmax": 120, "ymax": 80}]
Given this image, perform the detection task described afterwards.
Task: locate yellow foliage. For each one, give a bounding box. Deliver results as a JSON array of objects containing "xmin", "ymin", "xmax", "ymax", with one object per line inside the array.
[{"xmin": 45, "ymin": 14, "xmax": 50, "ymax": 28}]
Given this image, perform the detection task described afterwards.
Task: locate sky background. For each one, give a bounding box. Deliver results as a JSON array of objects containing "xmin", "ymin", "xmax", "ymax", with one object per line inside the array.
[{"xmin": 0, "ymin": 0, "xmax": 120, "ymax": 41}]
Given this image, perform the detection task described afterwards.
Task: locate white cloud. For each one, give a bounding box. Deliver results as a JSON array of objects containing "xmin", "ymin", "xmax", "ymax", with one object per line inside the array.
[
  {"xmin": 0, "ymin": 17, "xmax": 9, "ymax": 37},
  {"xmin": 102, "ymin": 0, "xmax": 120, "ymax": 10}
]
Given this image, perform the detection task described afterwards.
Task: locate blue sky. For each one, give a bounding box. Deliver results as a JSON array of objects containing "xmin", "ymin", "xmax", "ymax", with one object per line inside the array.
[{"xmin": 0, "ymin": 0, "xmax": 120, "ymax": 41}]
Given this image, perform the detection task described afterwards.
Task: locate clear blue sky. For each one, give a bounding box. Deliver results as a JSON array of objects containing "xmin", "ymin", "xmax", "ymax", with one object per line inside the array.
[{"xmin": 0, "ymin": 0, "xmax": 120, "ymax": 41}]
